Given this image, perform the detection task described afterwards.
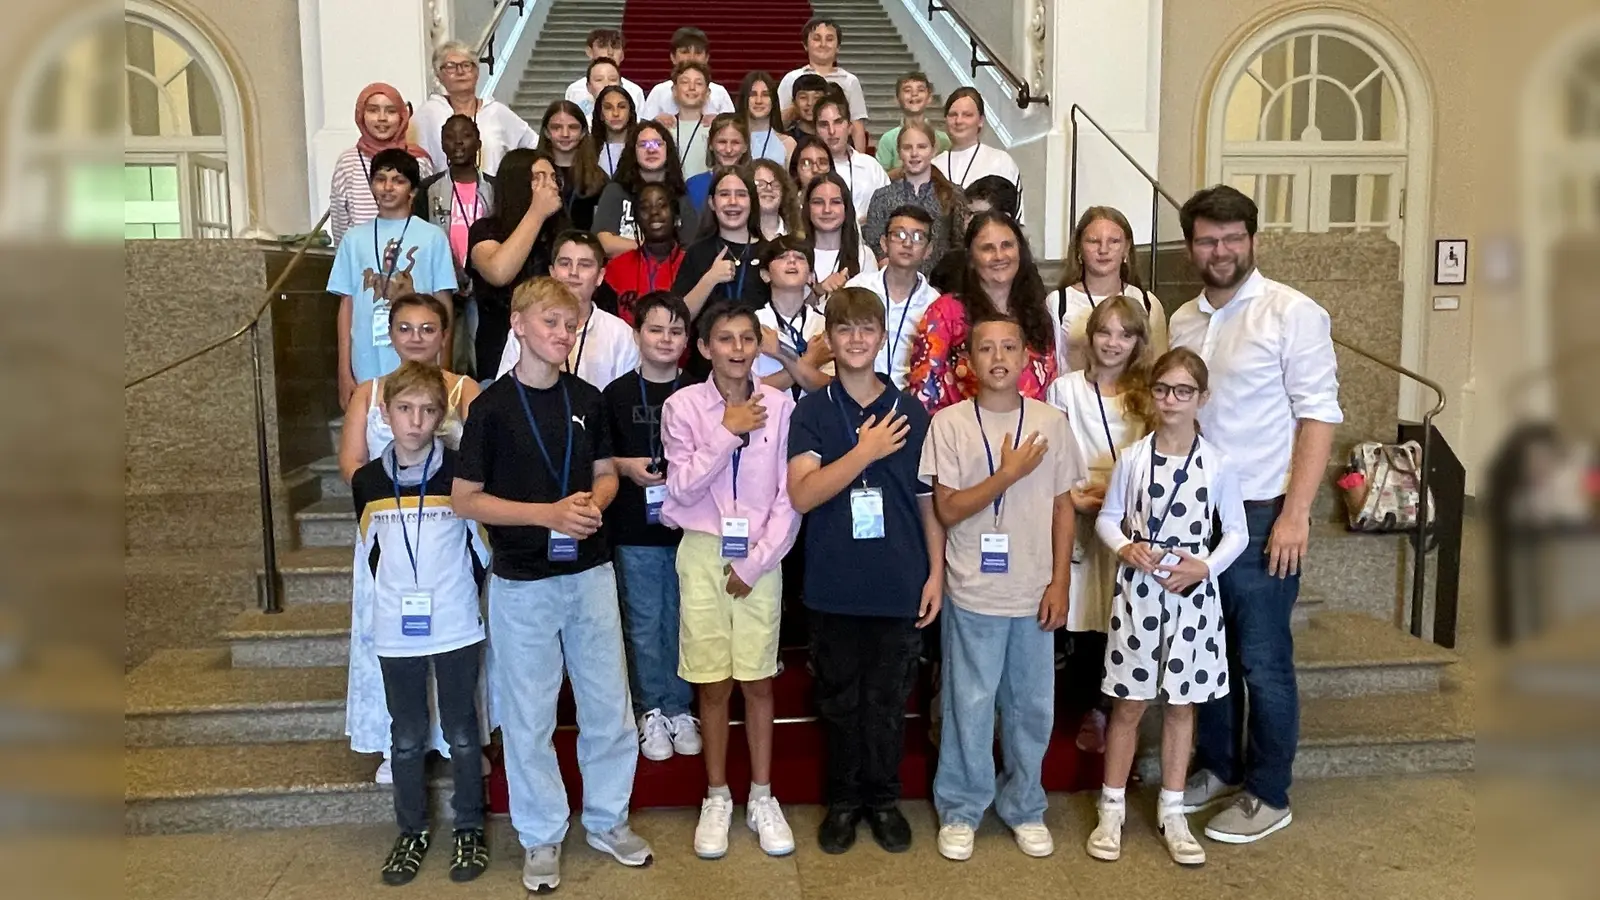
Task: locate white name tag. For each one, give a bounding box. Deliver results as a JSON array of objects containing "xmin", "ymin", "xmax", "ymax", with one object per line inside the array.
[
  {"xmin": 372, "ymin": 300, "xmax": 392, "ymax": 347},
  {"xmin": 548, "ymin": 531, "xmax": 579, "ymax": 561},
  {"xmin": 644, "ymin": 484, "xmax": 668, "ymax": 524},
  {"xmin": 980, "ymin": 532, "xmax": 1010, "ymax": 574},
  {"xmin": 849, "ymin": 487, "xmax": 885, "ymax": 540},
  {"xmin": 400, "ymin": 590, "xmax": 432, "ymax": 637},
  {"xmin": 721, "ymin": 516, "xmax": 750, "ymax": 559},
  {"xmin": 1154, "ymin": 550, "xmax": 1180, "ymax": 580}
]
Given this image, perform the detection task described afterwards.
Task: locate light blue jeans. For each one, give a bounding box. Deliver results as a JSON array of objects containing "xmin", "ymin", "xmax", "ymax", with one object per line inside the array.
[
  {"xmin": 488, "ymin": 565, "xmax": 637, "ymax": 849},
  {"xmin": 615, "ymin": 545, "xmax": 693, "ymax": 718},
  {"xmin": 933, "ymin": 600, "xmax": 1056, "ymax": 829}
]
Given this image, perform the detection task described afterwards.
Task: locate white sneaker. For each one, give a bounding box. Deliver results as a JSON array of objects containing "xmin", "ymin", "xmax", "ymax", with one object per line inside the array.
[
  {"xmin": 1086, "ymin": 803, "xmax": 1125, "ymax": 861},
  {"xmin": 1013, "ymin": 822, "xmax": 1055, "ymax": 857},
  {"xmin": 937, "ymin": 822, "xmax": 975, "ymax": 861},
  {"xmin": 1160, "ymin": 811, "xmax": 1207, "ymax": 865},
  {"xmin": 694, "ymin": 794, "xmax": 733, "ymax": 859},
  {"xmin": 667, "ymin": 713, "xmax": 702, "ymax": 756},
  {"xmin": 746, "ymin": 795, "xmax": 795, "ymax": 856},
  {"xmin": 374, "ymin": 758, "xmax": 393, "ymax": 784},
  {"xmin": 638, "ymin": 709, "xmax": 674, "ymax": 762}
]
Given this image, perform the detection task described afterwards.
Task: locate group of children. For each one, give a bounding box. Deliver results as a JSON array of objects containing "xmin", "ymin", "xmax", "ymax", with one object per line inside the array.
[{"xmin": 352, "ymin": 246, "xmax": 1251, "ymax": 890}]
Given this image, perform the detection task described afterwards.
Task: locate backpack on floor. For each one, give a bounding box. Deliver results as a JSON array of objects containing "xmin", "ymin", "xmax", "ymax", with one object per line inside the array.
[{"xmin": 1338, "ymin": 440, "xmax": 1436, "ymax": 533}]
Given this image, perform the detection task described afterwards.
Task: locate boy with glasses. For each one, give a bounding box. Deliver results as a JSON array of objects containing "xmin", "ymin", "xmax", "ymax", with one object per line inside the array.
[{"xmin": 846, "ymin": 205, "xmax": 941, "ymax": 391}]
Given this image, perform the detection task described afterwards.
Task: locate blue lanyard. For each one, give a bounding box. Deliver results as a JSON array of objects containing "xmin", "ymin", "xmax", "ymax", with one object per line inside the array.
[
  {"xmin": 831, "ymin": 383, "xmax": 898, "ymax": 488},
  {"xmin": 389, "ymin": 441, "xmax": 436, "ymax": 585},
  {"xmin": 975, "ymin": 399, "xmax": 1026, "ymax": 522},
  {"xmin": 638, "ymin": 370, "xmax": 680, "ymax": 464},
  {"xmin": 1145, "ymin": 436, "xmax": 1199, "ymax": 544},
  {"xmin": 512, "ymin": 377, "xmax": 574, "ymax": 499},
  {"xmin": 1091, "ymin": 380, "xmax": 1119, "ymax": 462},
  {"xmin": 728, "ymin": 241, "xmax": 751, "ymax": 299},
  {"xmin": 565, "ymin": 316, "xmax": 592, "ymax": 377},
  {"xmin": 778, "ymin": 302, "xmax": 808, "ymax": 356},
  {"xmin": 881, "ymin": 270, "xmax": 922, "ymax": 377}
]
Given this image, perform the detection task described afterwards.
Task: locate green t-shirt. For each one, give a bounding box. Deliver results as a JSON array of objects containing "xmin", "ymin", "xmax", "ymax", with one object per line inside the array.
[{"xmin": 876, "ymin": 123, "xmax": 953, "ymax": 170}]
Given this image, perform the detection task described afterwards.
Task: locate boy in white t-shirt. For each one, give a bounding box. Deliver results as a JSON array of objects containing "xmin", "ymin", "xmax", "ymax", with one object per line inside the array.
[
  {"xmin": 777, "ymin": 17, "xmax": 869, "ymax": 151},
  {"xmin": 563, "ymin": 28, "xmax": 646, "ymax": 110},
  {"xmin": 495, "ymin": 231, "xmax": 639, "ymax": 388},
  {"xmin": 640, "ymin": 27, "xmax": 735, "ymax": 119}
]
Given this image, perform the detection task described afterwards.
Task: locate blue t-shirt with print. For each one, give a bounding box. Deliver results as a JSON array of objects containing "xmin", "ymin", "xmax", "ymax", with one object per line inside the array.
[{"xmin": 328, "ymin": 215, "xmax": 456, "ymax": 382}]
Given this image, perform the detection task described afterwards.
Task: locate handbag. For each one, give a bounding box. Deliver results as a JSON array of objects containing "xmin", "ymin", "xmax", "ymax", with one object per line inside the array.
[{"xmin": 1339, "ymin": 440, "xmax": 1436, "ymax": 532}]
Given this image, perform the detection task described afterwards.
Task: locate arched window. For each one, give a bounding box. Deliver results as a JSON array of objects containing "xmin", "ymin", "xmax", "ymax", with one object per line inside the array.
[{"xmin": 1553, "ymin": 44, "xmax": 1600, "ymax": 233}]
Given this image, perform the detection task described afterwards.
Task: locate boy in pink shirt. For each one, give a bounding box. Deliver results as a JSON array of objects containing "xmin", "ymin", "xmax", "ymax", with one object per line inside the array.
[{"xmin": 659, "ymin": 298, "xmax": 801, "ymax": 861}]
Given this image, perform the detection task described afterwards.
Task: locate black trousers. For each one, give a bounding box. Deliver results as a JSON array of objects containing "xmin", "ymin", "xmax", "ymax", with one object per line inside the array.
[
  {"xmin": 809, "ymin": 610, "xmax": 921, "ymax": 810},
  {"xmin": 379, "ymin": 641, "xmax": 485, "ymax": 834},
  {"xmin": 1057, "ymin": 630, "xmax": 1109, "ymax": 717}
]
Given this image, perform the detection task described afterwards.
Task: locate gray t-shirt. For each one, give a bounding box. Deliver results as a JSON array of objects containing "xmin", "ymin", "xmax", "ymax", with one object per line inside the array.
[{"xmin": 919, "ymin": 396, "xmax": 1083, "ymax": 618}]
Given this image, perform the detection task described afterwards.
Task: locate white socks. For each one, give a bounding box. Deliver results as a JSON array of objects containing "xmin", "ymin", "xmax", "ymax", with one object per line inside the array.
[
  {"xmin": 1103, "ymin": 786, "xmax": 1185, "ymax": 813},
  {"xmin": 708, "ymin": 784, "xmax": 732, "ymax": 801},
  {"xmin": 1101, "ymin": 785, "xmax": 1126, "ymax": 807},
  {"xmin": 1158, "ymin": 788, "xmax": 1184, "ymax": 816},
  {"xmin": 749, "ymin": 782, "xmax": 772, "ymax": 801}
]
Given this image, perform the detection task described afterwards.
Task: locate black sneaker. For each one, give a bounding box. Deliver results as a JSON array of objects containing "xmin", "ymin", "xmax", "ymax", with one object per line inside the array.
[
  {"xmin": 381, "ymin": 830, "xmax": 430, "ymax": 886},
  {"xmin": 866, "ymin": 806, "xmax": 913, "ymax": 853},
  {"xmin": 817, "ymin": 806, "xmax": 860, "ymax": 855},
  {"xmin": 449, "ymin": 828, "xmax": 490, "ymax": 882}
]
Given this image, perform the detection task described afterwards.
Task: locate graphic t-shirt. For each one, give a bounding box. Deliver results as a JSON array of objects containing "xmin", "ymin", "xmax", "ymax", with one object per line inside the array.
[{"xmin": 327, "ymin": 215, "xmax": 456, "ymax": 382}]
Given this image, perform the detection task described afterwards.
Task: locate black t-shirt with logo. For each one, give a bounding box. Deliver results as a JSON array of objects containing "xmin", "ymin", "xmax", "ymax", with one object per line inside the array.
[{"xmin": 601, "ymin": 369, "xmax": 704, "ymax": 547}]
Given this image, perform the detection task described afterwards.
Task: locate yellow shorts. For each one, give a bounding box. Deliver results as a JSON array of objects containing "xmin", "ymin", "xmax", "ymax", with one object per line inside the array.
[{"xmin": 676, "ymin": 530, "xmax": 783, "ymax": 683}]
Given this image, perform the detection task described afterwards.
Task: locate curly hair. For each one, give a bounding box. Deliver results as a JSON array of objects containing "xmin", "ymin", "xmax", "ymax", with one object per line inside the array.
[{"xmin": 957, "ymin": 211, "xmax": 1055, "ymax": 355}]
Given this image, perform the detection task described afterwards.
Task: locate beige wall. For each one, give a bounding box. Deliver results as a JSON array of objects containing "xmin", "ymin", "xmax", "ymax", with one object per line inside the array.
[
  {"xmin": 1157, "ymin": 0, "xmax": 1596, "ymax": 485},
  {"xmin": 944, "ymin": 0, "xmax": 1021, "ymax": 72}
]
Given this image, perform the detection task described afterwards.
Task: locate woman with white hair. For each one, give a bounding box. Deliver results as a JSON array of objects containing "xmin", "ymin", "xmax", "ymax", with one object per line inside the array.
[{"xmin": 412, "ymin": 40, "xmax": 538, "ymax": 176}]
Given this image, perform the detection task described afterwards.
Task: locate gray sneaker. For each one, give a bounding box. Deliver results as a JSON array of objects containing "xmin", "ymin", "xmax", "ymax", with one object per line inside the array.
[
  {"xmin": 1203, "ymin": 794, "xmax": 1293, "ymax": 844},
  {"xmin": 522, "ymin": 844, "xmax": 561, "ymax": 893},
  {"xmin": 586, "ymin": 823, "xmax": 655, "ymax": 867},
  {"xmin": 1179, "ymin": 769, "xmax": 1240, "ymax": 814}
]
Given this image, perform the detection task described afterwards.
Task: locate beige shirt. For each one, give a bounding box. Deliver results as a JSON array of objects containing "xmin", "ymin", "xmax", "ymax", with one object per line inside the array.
[{"xmin": 919, "ymin": 396, "xmax": 1084, "ymax": 617}]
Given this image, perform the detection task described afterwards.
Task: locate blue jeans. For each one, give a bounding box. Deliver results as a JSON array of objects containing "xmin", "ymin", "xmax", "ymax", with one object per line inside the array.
[
  {"xmin": 933, "ymin": 601, "xmax": 1055, "ymax": 828},
  {"xmin": 487, "ymin": 566, "xmax": 637, "ymax": 849},
  {"xmin": 1194, "ymin": 499, "xmax": 1300, "ymax": 809},
  {"xmin": 614, "ymin": 545, "xmax": 693, "ymax": 718}
]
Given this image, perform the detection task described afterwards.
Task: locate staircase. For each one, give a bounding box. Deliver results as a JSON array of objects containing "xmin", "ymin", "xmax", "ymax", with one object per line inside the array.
[{"xmin": 509, "ymin": 0, "xmax": 928, "ymax": 144}]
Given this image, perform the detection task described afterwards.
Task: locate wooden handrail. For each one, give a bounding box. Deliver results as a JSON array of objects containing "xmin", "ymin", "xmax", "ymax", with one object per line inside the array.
[{"xmin": 925, "ymin": 0, "xmax": 1048, "ymax": 108}]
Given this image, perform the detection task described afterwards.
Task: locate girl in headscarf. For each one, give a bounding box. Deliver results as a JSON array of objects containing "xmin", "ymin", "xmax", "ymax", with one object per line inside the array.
[{"xmin": 329, "ymin": 83, "xmax": 435, "ymax": 244}]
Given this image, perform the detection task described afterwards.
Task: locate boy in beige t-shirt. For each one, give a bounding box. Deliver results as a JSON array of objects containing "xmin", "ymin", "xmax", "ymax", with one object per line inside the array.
[{"xmin": 918, "ymin": 316, "xmax": 1083, "ymax": 862}]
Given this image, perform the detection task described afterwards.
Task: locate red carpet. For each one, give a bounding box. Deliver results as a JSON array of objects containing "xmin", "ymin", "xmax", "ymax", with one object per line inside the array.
[
  {"xmin": 618, "ymin": 0, "xmax": 815, "ymax": 90},
  {"xmin": 485, "ymin": 647, "xmax": 1103, "ymax": 815}
]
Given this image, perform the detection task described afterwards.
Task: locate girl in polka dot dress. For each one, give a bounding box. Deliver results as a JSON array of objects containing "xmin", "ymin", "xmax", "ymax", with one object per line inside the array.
[{"xmin": 1087, "ymin": 348, "xmax": 1248, "ymax": 867}]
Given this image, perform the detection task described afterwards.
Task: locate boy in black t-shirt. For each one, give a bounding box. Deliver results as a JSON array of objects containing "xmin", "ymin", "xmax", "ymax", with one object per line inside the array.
[
  {"xmin": 601, "ymin": 291, "xmax": 703, "ymax": 762},
  {"xmin": 451, "ymin": 277, "xmax": 650, "ymax": 893}
]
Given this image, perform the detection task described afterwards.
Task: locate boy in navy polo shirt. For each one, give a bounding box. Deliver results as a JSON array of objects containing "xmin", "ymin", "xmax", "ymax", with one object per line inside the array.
[{"xmin": 786, "ymin": 286, "xmax": 943, "ymax": 855}]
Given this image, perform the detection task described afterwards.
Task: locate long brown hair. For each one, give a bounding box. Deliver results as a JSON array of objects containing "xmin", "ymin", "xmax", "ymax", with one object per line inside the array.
[
  {"xmin": 1084, "ymin": 295, "xmax": 1158, "ymax": 433},
  {"xmin": 958, "ymin": 212, "xmax": 1055, "ymax": 355},
  {"xmin": 1059, "ymin": 206, "xmax": 1146, "ymax": 293},
  {"xmin": 898, "ymin": 119, "xmax": 965, "ymax": 223},
  {"xmin": 540, "ymin": 100, "xmax": 607, "ymax": 198},
  {"xmin": 703, "ymin": 113, "xmax": 751, "ymax": 168},
  {"xmin": 752, "ymin": 158, "xmax": 804, "ymax": 239}
]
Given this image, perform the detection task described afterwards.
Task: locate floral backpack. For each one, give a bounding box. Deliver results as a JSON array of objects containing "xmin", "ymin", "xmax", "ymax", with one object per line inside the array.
[{"xmin": 1337, "ymin": 440, "xmax": 1436, "ymax": 532}]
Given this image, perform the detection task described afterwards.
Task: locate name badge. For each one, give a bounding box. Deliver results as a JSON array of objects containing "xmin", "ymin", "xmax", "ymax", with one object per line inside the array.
[
  {"xmin": 372, "ymin": 300, "xmax": 392, "ymax": 347},
  {"xmin": 400, "ymin": 590, "xmax": 433, "ymax": 637},
  {"xmin": 849, "ymin": 487, "xmax": 885, "ymax": 540},
  {"xmin": 721, "ymin": 516, "xmax": 750, "ymax": 559},
  {"xmin": 1154, "ymin": 550, "xmax": 1180, "ymax": 581},
  {"xmin": 548, "ymin": 530, "xmax": 579, "ymax": 561},
  {"xmin": 980, "ymin": 533, "xmax": 1010, "ymax": 574},
  {"xmin": 644, "ymin": 484, "xmax": 668, "ymax": 524}
]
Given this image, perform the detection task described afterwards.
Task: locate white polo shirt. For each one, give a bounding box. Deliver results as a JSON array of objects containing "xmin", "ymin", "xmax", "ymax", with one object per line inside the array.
[
  {"xmin": 934, "ymin": 143, "xmax": 1025, "ymax": 223},
  {"xmin": 640, "ymin": 81, "xmax": 735, "ymax": 119},
  {"xmin": 496, "ymin": 304, "xmax": 640, "ymax": 391},
  {"xmin": 563, "ymin": 76, "xmax": 647, "ymax": 111},
  {"xmin": 1168, "ymin": 269, "xmax": 1344, "ymax": 501},
  {"xmin": 845, "ymin": 267, "xmax": 941, "ymax": 390},
  {"xmin": 777, "ymin": 65, "xmax": 870, "ymax": 121},
  {"xmin": 832, "ymin": 149, "xmax": 890, "ymax": 224}
]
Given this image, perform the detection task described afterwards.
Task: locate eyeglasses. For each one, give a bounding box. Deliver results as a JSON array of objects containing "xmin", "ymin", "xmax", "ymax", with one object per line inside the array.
[
  {"xmin": 1150, "ymin": 382, "xmax": 1198, "ymax": 401},
  {"xmin": 439, "ymin": 60, "xmax": 478, "ymax": 74},
  {"xmin": 888, "ymin": 229, "xmax": 929, "ymax": 245},
  {"xmin": 393, "ymin": 322, "xmax": 440, "ymax": 336},
  {"xmin": 798, "ymin": 159, "xmax": 829, "ymax": 171},
  {"xmin": 1190, "ymin": 232, "xmax": 1251, "ymax": 252},
  {"xmin": 754, "ymin": 179, "xmax": 777, "ymax": 191},
  {"xmin": 638, "ymin": 138, "xmax": 665, "ymax": 152}
]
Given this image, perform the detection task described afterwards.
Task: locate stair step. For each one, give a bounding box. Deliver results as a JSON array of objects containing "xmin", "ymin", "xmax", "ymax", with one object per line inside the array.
[
  {"xmin": 305, "ymin": 456, "xmax": 346, "ymax": 500},
  {"xmin": 220, "ymin": 605, "xmax": 352, "ymax": 669},
  {"xmin": 294, "ymin": 497, "xmax": 355, "ymax": 548},
  {"xmin": 1294, "ymin": 612, "xmax": 1457, "ymax": 698},
  {"xmin": 267, "ymin": 546, "xmax": 354, "ymax": 605},
  {"xmin": 125, "ymin": 649, "xmax": 346, "ymax": 747}
]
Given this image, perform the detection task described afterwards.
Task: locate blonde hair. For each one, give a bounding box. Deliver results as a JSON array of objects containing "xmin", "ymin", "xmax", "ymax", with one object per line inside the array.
[
  {"xmin": 1085, "ymin": 295, "xmax": 1158, "ymax": 433},
  {"xmin": 510, "ymin": 276, "xmax": 580, "ymax": 316},
  {"xmin": 1059, "ymin": 205, "xmax": 1145, "ymax": 292},
  {"xmin": 382, "ymin": 360, "xmax": 449, "ymax": 409}
]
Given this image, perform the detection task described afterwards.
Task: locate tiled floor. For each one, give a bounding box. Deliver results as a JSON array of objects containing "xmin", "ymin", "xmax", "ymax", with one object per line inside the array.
[{"xmin": 126, "ymin": 775, "xmax": 1473, "ymax": 900}]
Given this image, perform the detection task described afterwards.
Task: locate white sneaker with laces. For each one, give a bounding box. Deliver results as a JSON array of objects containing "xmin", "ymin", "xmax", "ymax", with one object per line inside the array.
[
  {"xmin": 1086, "ymin": 803, "xmax": 1124, "ymax": 861},
  {"xmin": 937, "ymin": 822, "xmax": 975, "ymax": 861},
  {"xmin": 1159, "ymin": 811, "xmax": 1207, "ymax": 865},
  {"xmin": 746, "ymin": 795, "xmax": 795, "ymax": 856},
  {"xmin": 694, "ymin": 794, "xmax": 733, "ymax": 859},
  {"xmin": 638, "ymin": 709, "xmax": 673, "ymax": 761},
  {"xmin": 667, "ymin": 713, "xmax": 702, "ymax": 756},
  {"xmin": 1012, "ymin": 822, "xmax": 1055, "ymax": 857},
  {"xmin": 374, "ymin": 758, "xmax": 393, "ymax": 785}
]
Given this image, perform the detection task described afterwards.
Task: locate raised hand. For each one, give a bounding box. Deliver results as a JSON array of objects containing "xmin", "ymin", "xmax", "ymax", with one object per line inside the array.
[
  {"xmin": 707, "ymin": 246, "xmax": 737, "ymax": 286},
  {"xmin": 998, "ymin": 431, "xmax": 1047, "ymax": 482},
  {"xmin": 856, "ymin": 412, "xmax": 910, "ymax": 462},
  {"xmin": 721, "ymin": 395, "xmax": 768, "ymax": 436}
]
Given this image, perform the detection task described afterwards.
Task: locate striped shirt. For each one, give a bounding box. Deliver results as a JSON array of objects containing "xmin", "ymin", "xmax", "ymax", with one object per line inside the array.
[{"xmin": 329, "ymin": 147, "xmax": 437, "ymax": 246}]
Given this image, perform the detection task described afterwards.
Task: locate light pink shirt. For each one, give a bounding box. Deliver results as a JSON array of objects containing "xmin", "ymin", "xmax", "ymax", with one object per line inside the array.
[{"xmin": 660, "ymin": 380, "xmax": 799, "ymax": 585}]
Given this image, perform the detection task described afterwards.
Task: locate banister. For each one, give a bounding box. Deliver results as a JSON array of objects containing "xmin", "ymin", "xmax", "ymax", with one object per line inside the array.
[
  {"xmin": 473, "ymin": 0, "xmax": 522, "ymax": 74},
  {"xmin": 925, "ymin": 0, "xmax": 1049, "ymax": 108}
]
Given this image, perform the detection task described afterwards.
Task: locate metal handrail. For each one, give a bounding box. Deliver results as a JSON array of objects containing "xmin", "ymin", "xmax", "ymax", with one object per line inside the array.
[
  {"xmin": 925, "ymin": 0, "xmax": 1049, "ymax": 108},
  {"xmin": 474, "ymin": 0, "xmax": 525, "ymax": 76},
  {"xmin": 1066, "ymin": 102, "xmax": 1452, "ymax": 640},
  {"xmin": 125, "ymin": 208, "xmax": 332, "ymax": 616}
]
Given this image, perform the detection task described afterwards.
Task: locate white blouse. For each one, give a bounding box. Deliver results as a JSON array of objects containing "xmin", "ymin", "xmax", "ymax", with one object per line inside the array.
[
  {"xmin": 1054, "ymin": 283, "xmax": 1169, "ymax": 374},
  {"xmin": 411, "ymin": 95, "xmax": 539, "ymax": 176}
]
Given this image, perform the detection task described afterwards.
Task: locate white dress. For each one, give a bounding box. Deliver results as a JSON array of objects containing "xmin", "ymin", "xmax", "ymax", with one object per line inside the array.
[
  {"xmin": 1095, "ymin": 434, "xmax": 1247, "ymax": 704},
  {"xmin": 1045, "ymin": 372, "xmax": 1146, "ymax": 633},
  {"xmin": 346, "ymin": 375, "xmax": 487, "ymax": 756},
  {"xmin": 1054, "ymin": 283, "xmax": 1168, "ymax": 374}
]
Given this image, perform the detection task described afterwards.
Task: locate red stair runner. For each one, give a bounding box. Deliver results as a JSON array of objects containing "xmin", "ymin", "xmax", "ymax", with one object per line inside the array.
[{"xmin": 618, "ymin": 0, "xmax": 815, "ymax": 90}]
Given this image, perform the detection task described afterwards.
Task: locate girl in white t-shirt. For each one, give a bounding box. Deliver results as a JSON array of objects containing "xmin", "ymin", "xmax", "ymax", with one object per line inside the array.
[
  {"xmin": 1054, "ymin": 206, "xmax": 1170, "ymax": 373},
  {"xmin": 1045, "ymin": 294, "xmax": 1157, "ymax": 756},
  {"xmin": 933, "ymin": 87, "xmax": 1023, "ymax": 220},
  {"xmin": 591, "ymin": 85, "xmax": 637, "ymax": 178},
  {"xmin": 801, "ymin": 171, "xmax": 877, "ymax": 300}
]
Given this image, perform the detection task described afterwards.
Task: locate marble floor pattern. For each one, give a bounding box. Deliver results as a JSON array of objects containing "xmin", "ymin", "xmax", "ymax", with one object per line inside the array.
[{"xmin": 126, "ymin": 774, "xmax": 1473, "ymax": 900}]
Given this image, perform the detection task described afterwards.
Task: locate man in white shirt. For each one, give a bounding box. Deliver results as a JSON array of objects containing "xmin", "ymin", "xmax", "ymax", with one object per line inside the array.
[
  {"xmin": 639, "ymin": 27, "xmax": 735, "ymax": 119},
  {"xmin": 563, "ymin": 28, "xmax": 646, "ymax": 110},
  {"xmin": 496, "ymin": 231, "xmax": 639, "ymax": 389},
  {"xmin": 777, "ymin": 18, "xmax": 869, "ymax": 151},
  {"xmin": 814, "ymin": 99, "xmax": 888, "ymax": 225},
  {"xmin": 846, "ymin": 204, "xmax": 941, "ymax": 390},
  {"xmin": 1167, "ymin": 185, "xmax": 1341, "ymax": 846}
]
